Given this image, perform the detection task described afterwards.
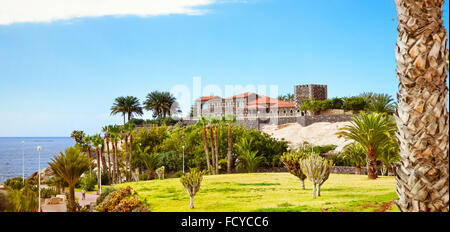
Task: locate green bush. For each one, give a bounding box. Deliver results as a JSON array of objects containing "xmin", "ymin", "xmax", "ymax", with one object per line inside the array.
[
  {"xmin": 4, "ymin": 177, "xmax": 24, "ymax": 190},
  {"xmin": 172, "ymin": 171, "xmax": 184, "ymax": 178},
  {"xmin": 342, "ymin": 97, "xmax": 366, "ymax": 111},
  {"xmin": 41, "ymin": 187, "xmax": 59, "ymax": 199},
  {"xmin": 79, "ymin": 174, "xmax": 97, "ymax": 191},
  {"xmin": 300, "ymin": 96, "xmax": 367, "ymax": 112},
  {"xmin": 139, "ymin": 173, "xmax": 149, "ymax": 181},
  {"xmin": 159, "ymin": 151, "xmax": 182, "ymax": 172}
]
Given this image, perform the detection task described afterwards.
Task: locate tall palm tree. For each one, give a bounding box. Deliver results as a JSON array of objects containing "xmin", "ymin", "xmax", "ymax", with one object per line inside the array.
[
  {"xmin": 144, "ymin": 91, "xmax": 176, "ymax": 118},
  {"xmin": 339, "ymin": 142, "xmax": 366, "ymax": 175},
  {"xmin": 337, "ymin": 112, "xmax": 396, "ymax": 179},
  {"xmin": 70, "ymin": 130, "xmax": 85, "ymax": 145},
  {"xmin": 361, "ymin": 93, "xmax": 396, "ymax": 115},
  {"xmin": 394, "ymin": 0, "xmax": 449, "ymax": 212},
  {"xmin": 124, "ymin": 96, "xmax": 144, "ymax": 122},
  {"xmin": 222, "ymin": 114, "xmax": 236, "ymax": 174},
  {"xmin": 123, "ymin": 122, "xmax": 136, "ymax": 180},
  {"xmin": 82, "ymin": 135, "xmax": 93, "ymax": 176},
  {"xmin": 91, "ymin": 134, "xmax": 103, "ymax": 191},
  {"xmin": 109, "ymin": 125, "xmax": 121, "ymax": 184},
  {"xmin": 111, "ymin": 96, "xmax": 127, "ymax": 125},
  {"xmin": 102, "ymin": 126, "xmax": 112, "ymax": 182},
  {"xmin": 48, "ymin": 146, "xmax": 90, "ymax": 212},
  {"xmin": 197, "ymin": 117, "xmax": 212, "ymax": 175}
]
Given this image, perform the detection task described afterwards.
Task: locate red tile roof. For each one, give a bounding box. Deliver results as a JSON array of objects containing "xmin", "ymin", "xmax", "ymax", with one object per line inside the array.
[{"xmin": 198, "ymin": 96, "xmax": 218, "ymax": 101}]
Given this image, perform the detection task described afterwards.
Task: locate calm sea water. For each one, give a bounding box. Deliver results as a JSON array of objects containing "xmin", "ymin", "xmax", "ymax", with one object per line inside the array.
[{"xmin": 0, "ymin": 137, "xmax": 75, "ymax": 183}]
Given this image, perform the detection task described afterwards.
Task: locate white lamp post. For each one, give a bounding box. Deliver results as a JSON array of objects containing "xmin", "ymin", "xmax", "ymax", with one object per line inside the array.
[
  {"xmin": 182, "ymin": 145, "xmax": 185, "ymax": 173},
  {"xmin": 37, "ymin": 146, "xmax": 42, "ymax": 212},
  {"xmin": 22, "ymin": 141, "xmax": 25, "ymax": 184},
  {"xmin": 99, "ymin": 144, "xmax": 102, "ymax": 195}
]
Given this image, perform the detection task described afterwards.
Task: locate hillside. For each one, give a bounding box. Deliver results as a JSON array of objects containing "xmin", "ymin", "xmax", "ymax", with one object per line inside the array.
[{"xmin": 262, "ymin": 122, "xmax": 354, "ymax": 152}]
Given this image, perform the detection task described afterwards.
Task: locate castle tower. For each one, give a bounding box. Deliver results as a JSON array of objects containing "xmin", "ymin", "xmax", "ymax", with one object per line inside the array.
[{"xmin": 294, "ymin": 84, "xmax": 328, "ymax": 108}]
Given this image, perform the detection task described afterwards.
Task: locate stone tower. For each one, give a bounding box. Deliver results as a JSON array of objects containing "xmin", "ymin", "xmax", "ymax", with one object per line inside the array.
[{"xmin": 294, "ymin": 84, "xmax": 328, "ymax": 108}]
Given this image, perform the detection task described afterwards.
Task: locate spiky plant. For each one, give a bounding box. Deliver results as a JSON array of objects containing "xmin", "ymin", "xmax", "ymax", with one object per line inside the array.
[
  {"xmin": 48, "ymin": 146, "xmax": 90, "ymax": 212},
  {"xmin": 281, "ymin": 151, "xmax": 307, "ymax": 189},
  {"xmin": 300, "ymin": 154, "xmax": 333, "ymax": 198},
  {"xmin": 180, "ymin": 168, "xmax": 205, "ymax": 209},
  {"xmin": 339, "ymin": 142, "xmax": 366, "ymax": 175}
]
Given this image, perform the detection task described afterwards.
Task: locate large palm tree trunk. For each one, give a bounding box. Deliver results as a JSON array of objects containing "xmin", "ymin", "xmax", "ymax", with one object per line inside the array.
[
  {"xmin": 202, "ymin": 127, "xmax": 212, "ymax": 175},
  {"xmin": 214, "ymin": 127, "xmax": 219, "ymax": 174},
  {"xmin": 105, "ymin": 139, "xmax": 112, "ymax": 183},
  {"xmin": 96, "ymin": 148, "xmax": 101, "ymax": 191},
  {"xmin": 394, "ymin": 0, "xmax": 449, "ymax": 212},
  {"xmin": 367, "ymin": 148, "xmax": 378, "ymax": 179},
  {"xmin": 209, "ymin": 127, "xmax": 216, "ymax": 175},
  {"xmin": 124, "ymin": 134, "xmax": 129, "ymax": 181},
  {"xmin": 227, "ymin": 124, "xmax": 232, "ymax": 174},
  {"xmin": 69, "ymin": 186, "xmax": 76, "ymax": 212},
  {"xmin": 129, "ymin": 134, "xmax": 134, "ymax": 181}
]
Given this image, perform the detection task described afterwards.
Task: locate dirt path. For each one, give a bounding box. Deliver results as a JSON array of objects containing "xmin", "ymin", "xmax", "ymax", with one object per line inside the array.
[{"xmin": 41, "ymin": 191, "xmax": 99, "ymax": 212}]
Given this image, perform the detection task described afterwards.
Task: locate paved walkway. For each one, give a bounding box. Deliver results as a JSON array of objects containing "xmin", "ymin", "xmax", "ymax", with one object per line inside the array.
[{"xmin": 41, "ymin": 191, "xmax": 99, "ymax": 212}]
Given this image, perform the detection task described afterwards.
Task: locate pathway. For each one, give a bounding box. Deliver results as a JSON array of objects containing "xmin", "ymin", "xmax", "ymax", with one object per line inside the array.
[{"xmin": 41, "ymin": 191, "xmax": 99, "ymax": 212}]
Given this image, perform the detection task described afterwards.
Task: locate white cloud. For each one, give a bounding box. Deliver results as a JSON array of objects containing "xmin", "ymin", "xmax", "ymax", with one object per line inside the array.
[{"xmin": 0, "ymin": 0, "xmax": 217, "ymax": 25}]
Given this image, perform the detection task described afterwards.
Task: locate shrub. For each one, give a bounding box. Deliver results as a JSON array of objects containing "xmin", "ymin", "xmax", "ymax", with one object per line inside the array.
[
  {"xmin": 342, "ymin": 96, "xmax": 366, "ymax": 111},
  {"xmin": 79, "ymin": 174, "xmax": 97, "ymax": 191},
  {"xmin": 95, "ymin": 186, "xmax": 148, "ymax": 212},
  {"xmin": 7, "ymin": 186, "xmax": 38, "ymax": 212},
  {"xmin": 4, "ymin": 177, "xmax": 24, "ymax": 190},
  {"xmin": 139, "ymin": 173, "xmax": 149, "ymax": 181},
  {"xmin": 159, "ymin": 151, "xmax": 182, "ymax": 172},
  {"xmin": 281, "ymin": 152, "xmax": 307, "ymax": 189},
  {"xmin": 172, "ymin": 171, "xmax": 184, "ymax": 178},
  {"xmin": 41, "ymin": 187, "xmax": 59, "ymax": 199},
  {"xmin": 300, "ymin": 154, "xmax": 333, "ymax": 198},
  {"xmin": 96, "ymin": 187, "xmax": 117, "ymax": 205},
  {"xmin": 180, "ymin": 168, "xmax": 205, "ymax": 209},
  {"xmin": 0, "ymin": 191, "xmax": 11, "ymax": 212}
]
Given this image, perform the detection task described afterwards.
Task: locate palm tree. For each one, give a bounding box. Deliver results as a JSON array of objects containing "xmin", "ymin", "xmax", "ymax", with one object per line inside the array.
[
  {"xmin": 144, "ymin": 91, "xmax": 176, "ymax": 118},
  {"xmin": 82, "ymin": 135, "xmax": 93, "ymax": 176},
  {"xmin": 394, "ymin": 0, "xmax": 449, "ymax": 212},
  {"xmin": 109, "ymin": 125, "xmax": 121, "ymax": 184},
  {"xmin": 123, "ymin": 122, "xmax": 136, "ymax": 180},
  {"xmin": 221, "ymin": 114, "xmax": 236, "ymax": 174},
  {"xmin": 337, "ymin": 112, "xmax": 396, "ymax": 179},
  {"xmin": 111, "ymin": 96, "xmax": 127, "ymax": 124},
  {"xmin": 236, "ymin": 137, "xmax": 265, "ymax": 173},
  {"xmin": 91, "ymin": 134, "xmax": 103, "ymax": 191},
  {"xmin": 102, "ymin": 126, "xmax": 112, "ymax": 182},
  {"xmin": 197, "ymin": 117, "xmax": 212, "ymax": 175},
  {"xmin": 339, "ymin": 142, "xmax": 366, "ymax": 175},
  {"xmin": 48, "ymin": 146, "xmax": 90, "ymax": 212},
  {"xmin": 135, "ymin": 145, "xmax": 160, "ymax": 180},
  {"xmin": 124, "ymin": 96, "xmax": 144, "ymax": 122},
  {"xmin": 70, "ymin": 130, "xmax": 85, "ymax": 145},
  {"xmin": 361, "ymin": 93, "xmax": 396, "ymax": 115}
]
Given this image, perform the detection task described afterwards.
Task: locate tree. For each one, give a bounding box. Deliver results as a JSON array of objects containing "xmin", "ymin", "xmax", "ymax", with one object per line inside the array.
[
  {"xmin": 281, "ymin": 151, "xmax": 307, "ymax": 189},
  {"xmin": 70, "ymin": 130, "xmax": 85, "ymax": 145},
  {"xmin": 48, "ymin": 146, "xmax": 90, "ymax": 212},
  {"xmin": 82, "ymin": 135, "xmax": 93, "ymax": 176},
  {"xmin": 123, "ymin": 122, "xmax": 136, "ymax": 181},
  {"xmin": 300, "ymin": 154, "xmax": 333, "ymax": 198},
  {"xmin": 111, "ymin": 96, "xmax": 143, "ymax": 124},
  {"xmin": 144, "ymin": 91, "xmax": 176, "ymax": 118},
  {"xmin": 111, "ymin": 96, "xmax": 127, "ymax": 125},
  {"xmin": 102, "ymin": 126, "xmax": 112, "ymax": 183},
  {"xmin": 135, "ymin": 145, "xmax": 160, "ymax": 180},
  {"xmin": 337, "ymin": 112, "xmax": 396, "ymax": 179},
  {"xmin": 108, "ymin": 125, "xmax": 121, "ymax": 184},
  {"xmin": 236, "ymin": 138, "xmax": 265, "ymax": 173},
  {"xmin": 361, "ymin": 93, "xmax": 396, "ymax": 115},
  {"xmin": 394, "ymin": 0, "xmax": 449, "ymax": 212},
  {"xmin": 197, "ymin": 118, "xmax": 212, "ymax": 175},
  {"xmin": 180, "ymin": 168, "xmax": 205, "ymax": 209},
  {"xmin": 278, "ymin": 93, "xmax": 294, "ymax": 102},
  {"xmin": 91, "ymin": 134, "xmax": 104, "ymax": 192},
  {"xmin": 339, "ymin": 142, "xmax": 366, "ymax": 175}
]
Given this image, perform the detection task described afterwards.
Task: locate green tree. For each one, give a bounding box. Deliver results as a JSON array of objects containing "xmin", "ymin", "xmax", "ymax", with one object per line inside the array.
[
  {"xmin": 236, "ymin": 138, "xmax": 265, "ymax": 173},
  {"xmin": 361, "ymin": 93, "xmax": 396, "ymax": 115},
  {"xmin": 339, "ymin": 142, "xmax": 366, "ymax": 174},
  {"xmin": 91, "ymin": 134, "xmax": 104, "ymax": 191},
  {"xmin": 337, "ymin": 112, "xmax": 396, "ymax": 179},
  {"xmin": 144, "ymin": 91, "xmax": 176, "ymax": 118},
  {"xmin": 281, "ymin": 151, "xmax": 307, "ymax": 189},
  {"xmin": 180, "ymin": 168, "xmax": 205, "ymax": 209},
  {"xmin": 70, "ymin": 130, "xmax": 85, "ymax": 145},
  {"xmin": 48, "ymin": 146, "xmax": 90, "ymax": 212}
]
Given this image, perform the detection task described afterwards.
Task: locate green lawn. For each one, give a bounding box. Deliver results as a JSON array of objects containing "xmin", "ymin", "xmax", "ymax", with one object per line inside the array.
[{"xmin": 116, "ymin": 173, "xmax": 399, "ymax": 212}]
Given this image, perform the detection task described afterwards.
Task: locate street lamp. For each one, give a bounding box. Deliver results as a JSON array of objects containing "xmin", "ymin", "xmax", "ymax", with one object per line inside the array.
[
  {"xmin": 22, "ymin": 141, "xmax": 25, "ymax": 185},
  {"xmin": 99, "ymin": 144, "xmax": 102, "ymax": 195},
  {"xmin": 37, "ymin": 146, "xmax": 42, "ymax": 212},
  {"xmin": 182, "ymin": 145, "xmax": 185, "ymax": 173}
]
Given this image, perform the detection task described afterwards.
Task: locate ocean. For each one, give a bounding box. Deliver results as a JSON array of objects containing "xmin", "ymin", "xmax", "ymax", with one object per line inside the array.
[{"xmin": 0, "ymin": 137, "xmax": 75, "ymax": 183}]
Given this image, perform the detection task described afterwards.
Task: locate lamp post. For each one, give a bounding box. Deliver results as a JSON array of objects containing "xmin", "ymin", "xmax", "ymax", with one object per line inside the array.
[
  {"xmin": 99, "ymin": 144, "xmax": 102, "ymax": 195},
  {"xmin": 182, "ymin": 145, "xmax": 185, "ymax": 173},
  {"xmin": 37, "ymin": 146, "xmax": 42, "ymax": 212},
  {"xmin": 22, "ymin": 141, "xmax": 25, "ymax": 185}
]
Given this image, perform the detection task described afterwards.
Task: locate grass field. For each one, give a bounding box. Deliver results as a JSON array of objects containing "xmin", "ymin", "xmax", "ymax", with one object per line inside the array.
[{"xmin": 117, "ymin": 173, "xmax": 399, "ymax": 212}]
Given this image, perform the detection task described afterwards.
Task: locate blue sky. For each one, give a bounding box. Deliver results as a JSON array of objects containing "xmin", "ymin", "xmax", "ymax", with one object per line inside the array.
[{"xmin": 0, "ymin": 0, "xmax": 449, "ymax": 137}]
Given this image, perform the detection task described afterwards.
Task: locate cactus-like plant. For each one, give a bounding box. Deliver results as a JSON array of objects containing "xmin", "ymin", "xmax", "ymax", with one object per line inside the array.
[
  {"xmin": 300, "ymin": 154, "xmax": 333, "ymax": 198},
  {"xmin": 156, "ymin": 166, "xmax": 165, "ymax": 180},
  {"xmin": 180, "ymin": 168, "xmax": 205, "ymax": 209},
  {"xmin": 280, "ymin": 152, "xmax": 307, "ymax": 189}
]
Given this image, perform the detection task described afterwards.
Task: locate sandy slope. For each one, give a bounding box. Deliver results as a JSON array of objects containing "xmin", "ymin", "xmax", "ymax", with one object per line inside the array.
[{"xmin": 262, "ymin": 122, "xmax": 354, "ymax": 152}]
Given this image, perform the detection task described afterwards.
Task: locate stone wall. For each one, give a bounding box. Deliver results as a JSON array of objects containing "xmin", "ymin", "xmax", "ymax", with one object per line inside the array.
[
  {"xmin": 331, "ymin": 166, "xmax": 368, "ymax": 175},
  {"xmin": 294, "ymin": 84, "xmax": 327, "ymax": 108}
]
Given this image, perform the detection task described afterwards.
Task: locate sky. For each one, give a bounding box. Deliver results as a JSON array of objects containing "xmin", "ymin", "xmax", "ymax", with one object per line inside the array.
[{"xmin": 0, "ymin": 0, "xmax": 449, "ymax": 137}]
